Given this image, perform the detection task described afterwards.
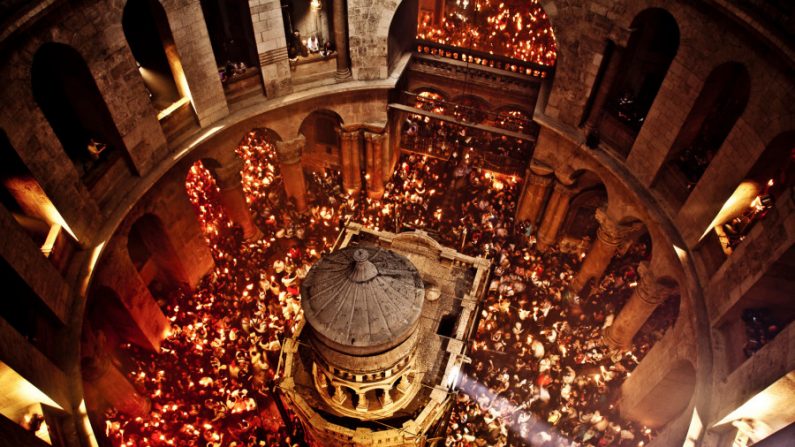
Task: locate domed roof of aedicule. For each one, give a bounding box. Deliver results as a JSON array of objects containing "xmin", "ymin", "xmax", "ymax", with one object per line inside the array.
[{"xmin": 301, "ymin": 246, "xmax": 424, "ymax": 355}]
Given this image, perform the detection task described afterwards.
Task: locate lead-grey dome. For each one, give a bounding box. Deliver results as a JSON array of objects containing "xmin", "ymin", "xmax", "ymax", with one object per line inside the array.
[{"xmin": 301, "ymin": 246, "xmax": 424, "ymax": 356}]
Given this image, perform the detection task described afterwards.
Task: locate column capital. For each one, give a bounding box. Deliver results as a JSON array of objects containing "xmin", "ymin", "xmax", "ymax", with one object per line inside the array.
[
  {"xmin": 364, "ymin": 131, "xmax": 385, "ymax": 144},
  {"xmin": 337, "ymin": 127, "xmax": 360, "ymax": 141},
  {"xmin": 552, "ymin": 181, "xmax": 575, "ymax": 196},
  {"xmin": 528, "ymin": 160, "xmax": 554, "ymax": 177},
  {"xmin": 636, "ymin": 262, "xmax": 677, "ymax": 305},
  {"xmin": 215, "ymin": 165, "xmax": 243, "ymax": 190},
  {"xmin": 594, "ymin": 207, "xmax": 643, "ymax": 246},
  {"xmin": 275, "ymin": 135, "xmax": 306, "ymax": 165},
  {"xmin": 527, "ymin": 172, "xmax": 554, "ymax": 187}
]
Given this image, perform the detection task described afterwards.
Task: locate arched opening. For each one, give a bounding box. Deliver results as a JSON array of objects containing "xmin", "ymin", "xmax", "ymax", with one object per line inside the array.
[
  {"xmin": 450, "ymin": 94, "xmax": 490, "ymax": 124},
  {"xmin": 0, "ymin": 256, "xmax": 65, "ymax": 368},
  {"xmin": 387, "ymin": 0, "xmax": 419, "ymax": 74},
  {"xmin": 282, "ymin": 0, "xmax": 332, "ymax": 59},
  {"xmin": 697, "ymin": 131, "xmax": 794, "ymax": 274},
  {"xmin": 199, "ymin": 0, "xmax": 264, "ymax": 103},
  {"xmin": 0, "ymin": 129, "xmax": 77, "ymax": 271},
  {"xmin": 599, "ymin": 8, "xmax": 680, "ymax": 157},
  {"xmin": 128, "ymin": 214, "xmax": 189, "ymax": 302},
  {"xmin": 716, "ymin": 242, "xmax": 795, "ymax": 374},
  {"xmin": 123, "ymin": 0, "xmax": 182, "ymax": 110},
  {"xmin": 299, "ymin": 110, "xmax": 343, "ymax": 169},
  {"xmin": 654, "ymin": 62, "xmax": 751, "ymax": 208},
  {"xmin": 123, "ymin": 0, "xmax": 198, "ymax": 141},
  {"xmin": 0, "ymin": 360, "xmax": 65, "ymax": 445},
  {"xmin": 560, "ymin": 186, "xmax": 608, "ymax": 247},
  {"xmin": 620, "ymin": 359, "xmax": 695, "ymax": 428},
  {"xmin": 31, "ymin": 43, "xmax": 132, "ymax": 189},
  {"xmin": 410, "ymin": 87, "xmax": 448, "ymax": 113},
  {"xmin": 712, "ymin": 370, "xmax": 795, "ymax": 446},
  {"xmin": 492, "ymin": 105, "xmax": 535, "ymax": 134}
]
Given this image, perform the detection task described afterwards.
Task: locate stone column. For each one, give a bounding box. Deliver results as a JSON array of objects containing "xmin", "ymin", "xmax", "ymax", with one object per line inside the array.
[
  {"xmin": 276, "ymin": 136, "xmax": 308, "ymax": 212},
  {"xmin": 364, "ymin": 131, "xmax": 385, "ymax": 199},
  {"xmin": 569, "ymin": 207, "xmax": 641, "ymax": 295},
  {"xmin": 381, "ymin": 387, "xmax": 393, "ymax": 406},
  {"xmin": 339, "ymin": 128, "xmax": 361, "ymax": 194},
  {"xmin": 516, "ymin": 167, "xmax": 553, "ymax": 225},
  {"xmin": 332, "ymin": 385, "xmax": 347, "ymax": 405},
  {"xmin": 217, "ymin": 168, "xmax": 263, "ymax": 241},
  {"xmin": 536, "ymin": 181, "xmax": 575, "ymax": 250},
  {"xmin": 381, "ymin": 131, "xmax": 393, "ymax": 182},
  {"xmin": 396, "ymin": 374, "xmax": 412, "ymax": 394},
  {"xmin": 332, "ymin": 0, "xmax": 352, "ymax": 80},
  {"xmin": 356, "ymin": 392, "xmax": 368, "ymax": 411},
  {"xmin": 604, "ymin": 262, "xmax": 677, "ymax": 350}
]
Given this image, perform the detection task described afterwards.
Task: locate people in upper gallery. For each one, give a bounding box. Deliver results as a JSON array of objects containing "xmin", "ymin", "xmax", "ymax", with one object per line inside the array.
[
  {"xmin": 307, "ymin": 34, "xmax": 320, "ymax": 53},
  {"xmin": 87, "ymin": 138, "xmax": 107, "ymax": 160}
]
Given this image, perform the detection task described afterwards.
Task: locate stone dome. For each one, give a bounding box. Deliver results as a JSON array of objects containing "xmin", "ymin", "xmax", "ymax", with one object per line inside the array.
[{"xmin": 301, "ymin": 246, "xmax": 425, "ymax": 356}]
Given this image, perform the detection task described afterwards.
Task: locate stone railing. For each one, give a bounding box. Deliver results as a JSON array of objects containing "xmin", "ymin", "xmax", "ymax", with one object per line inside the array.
[{"xmin": 415, "ymin": 39, "xmax": 554, "ymax": 79}]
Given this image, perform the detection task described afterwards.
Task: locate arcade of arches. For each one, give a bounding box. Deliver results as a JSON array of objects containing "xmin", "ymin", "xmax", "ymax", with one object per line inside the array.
[{"xmin": 0, "ymin": 1, "xmax": 793, "ymax": 447}]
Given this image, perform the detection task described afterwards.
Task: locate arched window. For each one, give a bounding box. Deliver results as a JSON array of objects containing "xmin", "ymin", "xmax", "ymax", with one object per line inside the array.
[
  {"xmin": 388, "ymin": 0, "xmax": 419, "ymax": 74},
  {"xmin": 123, "ymin": 0, "xmax": 189, "ymax": 113},
  {"xmin": 199, "ymin": 0, "xmax": 263, "ymax": 102},
  {"xmin": 31, "ymin": 43, "xmax": 129, "ymax": 188},
  {"xmin": 654, "ymin": 62, "xmax": 750, "ymax": 208},
  {"xmin": 0, "ymin": 129, "xmax": 77, "ymax": 270},
  {"xmin": 128, "ymin": 214, "xmax": 189, "ymax": 298},
  {"xmin": 200, "ymin": 0, "xmax": 258, "ymax": 69},
  {"xmin": 599, "ymin": 8, "xmax": 679, "ymax": 156},
  {"xmin": 1, "ymin": 256, "xmax": 64, "ymax": 366},
  {"xmin": 704, "ymin": 131, "xmax": 794, "ymax": 255},
  {"xmin": 282, "ymin": 0, "xmax": 332, "ymax": 60},
  {"xmin": 450, "ymin": 95, "xmax": 489, "ymax": 124},
  {"xmin": 562, "ymin": 187, "xmax": 607, "ymax": 241},
  {"xmin": 299, "ymin": 110, "xmax": 343, "ymax": 166}
]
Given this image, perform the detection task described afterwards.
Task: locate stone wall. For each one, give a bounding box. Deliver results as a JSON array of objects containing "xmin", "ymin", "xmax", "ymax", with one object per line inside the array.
[
  {"xmin": 248, "ymin": 0, "xmax": 292, "ymax": 97},
  {"xmin": 347, "ymin": 0, "xmax": 402, "ymax": 80},
  {"xmin": 161, "ymin": 0, "xmax": 230, "ymax": 125}
]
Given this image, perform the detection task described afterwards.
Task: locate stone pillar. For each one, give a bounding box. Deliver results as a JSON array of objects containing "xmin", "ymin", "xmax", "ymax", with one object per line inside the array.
[
  {"xmin": 397, "ymin": 374, "xmax": 411, "ymax": 394},
  {"xmin": 339, "ymin": 128, "xmax": 361, "ymax": 194},
  {"xmin": 381, "ymin": 387, "xmax": 393, "ymax": 406},
  {"xmin": 356, "ymin": 392, "xmax": 368, "ymax": 411},
  {"xmin": 380, "ymin": 131, "xmax": 392, "ymax": 183},
  {"xmin": 364, "ymin": 131, "xmax": 385, "ymax": 199},
  {"xmin": 276, "ymin": 136, "xmax": 308, "ymax": 212},
  {"xmin": 249, "ymin": 0, "xmax": 292, "ymax": 97},
  {"xmin": 332, "ymin": 385, "xmax": 346, "ymax": 405},
  {"xmin": 604, "ymin": 262, "xmax": 677, "ymax": 349},
  {"xmin": 569, "ymin": 207, "xmax": 641, "ymax": 295},
  {"xmin": 162, "ymin": 0, "xmax": 229, "ymax": 125},
  {"xmin": 332, "ymin": 0, "xmax": 352, "ymax": 80},
  {"xmin": 584, "ymin": 42, "xmax": 624, "ymax": 132},
  {"xmin": 217, "ymin": 168, "xmax": 262, "ymax": 241},
  {"xmin": 536, "ymin": 181, "xmax": 575, "ymax": 250},
  {"xmin": 516, "ymin": 167, "xmax": 553, "ymax": 225}
]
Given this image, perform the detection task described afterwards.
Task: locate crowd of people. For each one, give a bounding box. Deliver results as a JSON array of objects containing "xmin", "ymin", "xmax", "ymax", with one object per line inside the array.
[
  {"xmin": 416, "ymin": 0, "xmax": 557, "ymax": 67},
  {"xmin": 102, "ymin": 128, "xmax": 677, "ymax": 446},
  {"xmin": 401, "ymin": 114, "xmax": 532, "ymax": 175}
]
